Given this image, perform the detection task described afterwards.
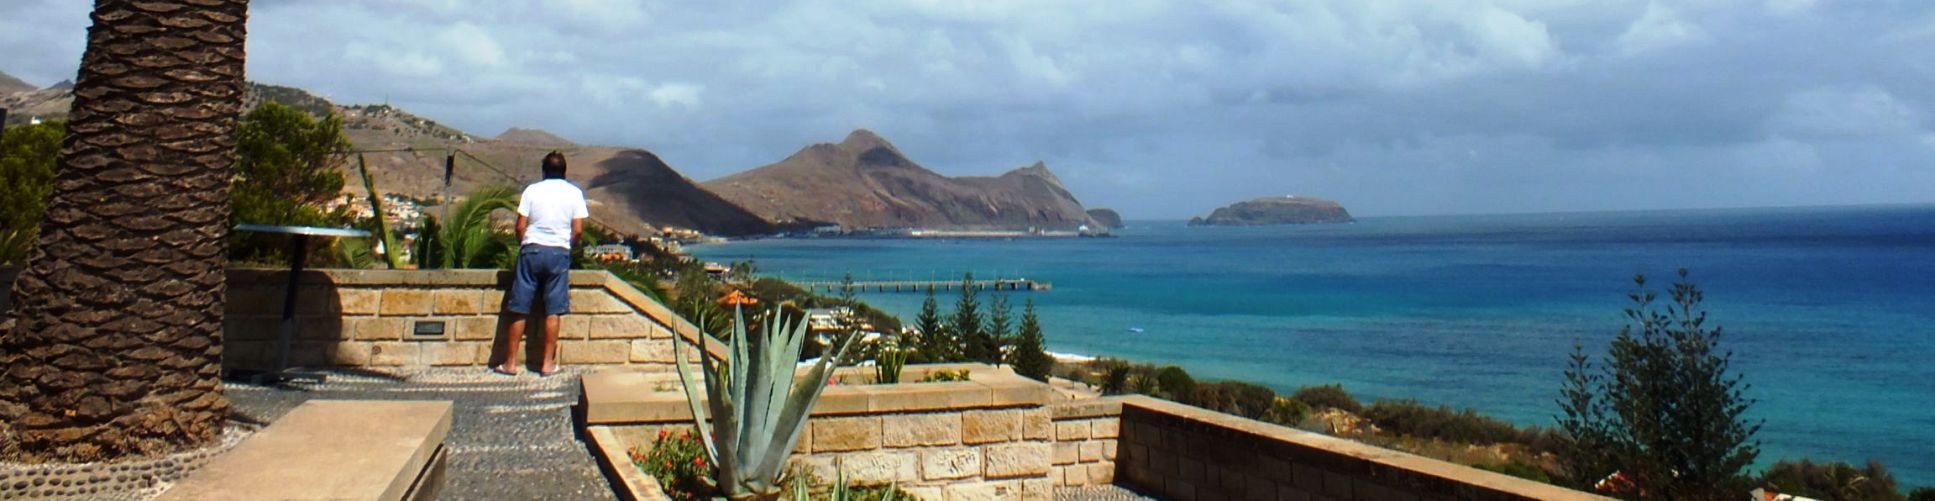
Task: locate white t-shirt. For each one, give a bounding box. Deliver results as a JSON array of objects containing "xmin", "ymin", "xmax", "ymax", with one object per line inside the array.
[{"xmin": 517, "ymin": 179, "xmax": 589, "ymax": 249}]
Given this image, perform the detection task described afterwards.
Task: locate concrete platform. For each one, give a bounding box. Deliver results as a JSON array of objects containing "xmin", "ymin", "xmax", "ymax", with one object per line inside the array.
[{"xmin": 158, "ymin": 400, "xmax": 452, "ymax": 501}]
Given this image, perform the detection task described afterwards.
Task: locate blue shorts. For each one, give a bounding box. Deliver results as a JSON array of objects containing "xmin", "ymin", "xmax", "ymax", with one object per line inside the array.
[{"xmin": 507, "ymin": 245, "xmax": 572, "ymax": 315}]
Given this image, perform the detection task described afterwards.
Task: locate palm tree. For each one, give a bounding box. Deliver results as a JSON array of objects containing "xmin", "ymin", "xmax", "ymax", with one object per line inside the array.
[
  {"xmin": 0, "ymin": 0, "xmax": 250, "ymax": 462},
  {"xmin": 439, "ymin": 185, "xmax": 519, "ymax": 269}
]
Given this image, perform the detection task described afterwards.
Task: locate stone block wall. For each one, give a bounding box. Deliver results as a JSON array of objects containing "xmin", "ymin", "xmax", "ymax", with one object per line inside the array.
[
  {"xmin": 216, "ymin": 268, "xmax": 703, "ymax": 370},
  {"xmin": 1111, "ymin": 396, "xmax": 1605, "ymax": 501},
  {"xmin": 584, "ymin": 365, "xmax": 1058, "ymax": 501},
  {"xmin": 1049, "ymin": 399, "xmax": 1121, "ymax": 489}
]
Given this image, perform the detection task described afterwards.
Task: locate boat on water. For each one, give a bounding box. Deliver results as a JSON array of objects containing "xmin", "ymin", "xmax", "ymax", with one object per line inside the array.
[{"xmin": 1126, "ymin": 326, "xmax": 1145, "ymax": 333}]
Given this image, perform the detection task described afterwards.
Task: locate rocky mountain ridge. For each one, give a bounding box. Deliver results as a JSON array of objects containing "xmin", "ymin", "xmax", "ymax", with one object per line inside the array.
[{"xmin": 703, "ymin": 130, "xmax": 1106, "ymax": 231}]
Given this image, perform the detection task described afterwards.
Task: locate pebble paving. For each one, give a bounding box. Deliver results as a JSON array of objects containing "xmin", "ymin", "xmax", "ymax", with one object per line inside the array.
[{"xmin": 224, "ymin": 366, "xmax": 615, "ymax": 500}]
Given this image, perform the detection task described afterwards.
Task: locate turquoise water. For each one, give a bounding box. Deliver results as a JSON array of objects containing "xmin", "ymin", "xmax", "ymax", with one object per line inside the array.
[{"xmin": 690, "ymin": 205, "xmax": 1935, "ymax": 487}]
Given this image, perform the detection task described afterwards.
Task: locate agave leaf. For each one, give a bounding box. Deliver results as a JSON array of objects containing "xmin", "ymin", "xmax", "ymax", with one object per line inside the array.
[
  {"xmin": 672, "ymin": 321, "xmax": 719, "ymax": 465},
  {"xmin": 752, "ymin": 327, "xmax": 861, "ymax": 480}
]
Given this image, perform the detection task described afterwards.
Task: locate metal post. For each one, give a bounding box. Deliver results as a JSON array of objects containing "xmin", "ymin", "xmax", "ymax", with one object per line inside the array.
[
  {"xmin": 272, "ymin": 235, "xmax": 308, "ymax": 375},
  {"xmin": 442, "ymin": 151, "xmax": 454, "ymax": 228}
]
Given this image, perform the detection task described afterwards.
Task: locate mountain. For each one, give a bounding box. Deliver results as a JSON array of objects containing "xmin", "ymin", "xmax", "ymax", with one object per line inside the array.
[
  {"xmin": 703, "ymin": 130, "xmax": 1102, "ymax": 231},
  {"xmin": 1189, "ymin": 196, "xmax": 1354, "ymax": 226},
  {"xmin": 0, "ymin": 74, "xmax": 770, "ymax": 237},
  {"xmin": 495, "ymin": 127, "xmax": 573, "ymax": 147},
  {"xmin": 0, "ymin": 71, "xmax": 34, "ymax": 95},
  {"xmin": 1086, "ymin": 208, "xmax": 1124, "ymax": 229}
]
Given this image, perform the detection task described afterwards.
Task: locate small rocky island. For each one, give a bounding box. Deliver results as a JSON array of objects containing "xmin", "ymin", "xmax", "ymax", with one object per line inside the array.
[{"xmin": 1189, "ymin": 196, "xmax": 1354, "ymax": 226}]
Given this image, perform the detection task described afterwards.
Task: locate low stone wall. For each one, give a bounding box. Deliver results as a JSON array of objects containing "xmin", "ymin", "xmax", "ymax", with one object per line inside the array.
[
  {"xmin": 219, "ymin": 268, "xmax": 707, "ymax": 371},
  {"xmin": 1049, "ymin": 399, "xmax": 1121, "ymax": 488},
  {"xmin": 582, "ymin": 364, "xmax": 1057, "ymax": 501},
  {"xmin": 1109, "ymin": 396, "xmax": 1607, "ymax": 501}
]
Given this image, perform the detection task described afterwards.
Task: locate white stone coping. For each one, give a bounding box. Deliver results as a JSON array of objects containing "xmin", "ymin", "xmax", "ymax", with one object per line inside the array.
[{"xmin": 155, "ymin": 400, "xmax": 453, "ymax": 501}]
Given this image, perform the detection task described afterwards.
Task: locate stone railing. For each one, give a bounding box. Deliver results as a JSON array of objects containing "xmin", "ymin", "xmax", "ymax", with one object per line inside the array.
[
  {"xmin": 1052, "ymin": 395, "xmax": 1608, "ymax": 500},
  {"xmin": 581, "ymin": 364, "xmax": 1057, "ymax": 500},
  {"xmin": 219, "ymin": 268, "xmax": 721, "ymax": 370}
]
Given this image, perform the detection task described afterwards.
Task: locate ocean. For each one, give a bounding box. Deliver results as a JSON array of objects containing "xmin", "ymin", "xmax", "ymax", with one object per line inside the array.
[{"xmin": 689, "ymin": 205, "xmax": 1935, "ymax": 487}]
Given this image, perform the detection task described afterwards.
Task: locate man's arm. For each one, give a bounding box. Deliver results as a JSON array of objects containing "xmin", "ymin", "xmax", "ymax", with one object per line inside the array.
[
  {"xmin": 516, "ymin": 215, "xmax": 529, "ymax": 243},
  {"xmin": 571, "ymin": 218, "xmax": 584, "ymax": 246}
]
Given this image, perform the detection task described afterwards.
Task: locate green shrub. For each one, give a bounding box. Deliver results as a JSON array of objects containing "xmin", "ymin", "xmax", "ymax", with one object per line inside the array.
[
  {"xmin": 1290, "ymin": 384, "xmax": 1362, "ymax": 414},
  {"xmin": 1363, "ymin": 399, "xmax": 1533, "ymax": 446},
  {"xmin": 918, "ymin": 369, "xmax": 971, "ymax": 383},
  {"xmin": 1187, "ymin": 381, "xmax": 1278, "ymax": 420},
  {"xmin": 1910, "ymin": 487, "xmax": 1935, "ymax": 501},
  {"xmin": 1154, "ymin": 366, "xmax": 1196, "ymax": 400},
  {"xmin": 1267, "ymin": 398, "xmax": 1310, "ymax": 426},
  {"xmin": 1760, "ymin": 459, "xmax": 1905, "ymax": 501}
]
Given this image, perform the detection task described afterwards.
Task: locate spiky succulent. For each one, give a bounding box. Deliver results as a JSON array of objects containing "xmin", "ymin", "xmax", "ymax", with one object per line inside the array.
[{"xmin": 674, "ymin": 306, "xmax": 861, "ymax": 500}]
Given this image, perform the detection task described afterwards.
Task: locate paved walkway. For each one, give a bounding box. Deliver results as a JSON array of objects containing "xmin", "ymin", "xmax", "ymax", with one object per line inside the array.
[{"xmin": 225, "ymin": 367, "xmax": 613, "ymax": 500}]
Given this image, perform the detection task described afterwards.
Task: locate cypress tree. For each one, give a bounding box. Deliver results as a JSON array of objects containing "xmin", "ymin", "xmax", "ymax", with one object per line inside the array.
[
  {"xmin": 1557, "ymin": 269, "xmax": 1760, "ymax": 497},
  {"xmin": 984, "ymin": 292, "xmax": 1014, "ymax": 365},
  {"xmin": 914, "ymin": 285, "xmax": 946, "ymax": 362},
  {"xmin": 950, "ymin": 272, "xmax": 983, "ymax": 363},
  {"xmin": 1009, "ymin": 298, "xmax": 1054, "ymax": 381}
]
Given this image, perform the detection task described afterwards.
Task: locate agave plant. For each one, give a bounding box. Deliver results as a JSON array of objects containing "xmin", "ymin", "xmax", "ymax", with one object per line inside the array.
[{"xmin": 675, "ymin": 306, "xmax": 863, "ymax": 500}]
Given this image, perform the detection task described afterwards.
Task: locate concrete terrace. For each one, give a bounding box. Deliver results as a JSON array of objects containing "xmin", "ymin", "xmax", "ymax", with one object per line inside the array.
[{"xmin": 223, "ymin": 367, "xmax": 610, "ymax": 500}]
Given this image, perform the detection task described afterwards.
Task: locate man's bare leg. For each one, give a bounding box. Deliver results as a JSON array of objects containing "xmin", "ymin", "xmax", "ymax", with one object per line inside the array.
[
  {"xmin": 497, "ymin": 313, "xmax": 527, "ymax": 374},
  {"xmin": 538, "ymin": 314, "xmax": 562, "ymax": 375}
]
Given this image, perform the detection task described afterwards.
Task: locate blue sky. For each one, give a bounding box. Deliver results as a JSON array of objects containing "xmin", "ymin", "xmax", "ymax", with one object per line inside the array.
[{"xmin": 4, "ymin": 0, "xmax": 1933, "ymax": 218}]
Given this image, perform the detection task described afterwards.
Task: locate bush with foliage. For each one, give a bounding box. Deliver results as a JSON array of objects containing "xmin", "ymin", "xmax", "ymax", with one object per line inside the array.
[
  {"xmin": 1188, "ymin": 381, "xmax": 1278, "ymax": 420},
  {"xmin": 1557, "ymin": 270, "xmax": 1760, "ymax": 497},
  {"xmin": 1759, "ymin": 459, "xmax": 1906, "ymax": 501},
  {"xmin": 231, "ymin": 101, "xmax": 352, "ymax": 265},
  {"xmin": 1290, "ymin": 384, "xmax": 1363, "ymax": 414},
  {"xmin": 918, "ymin": 369, "xmax": 972, "ymax": 383},
  {"xmin": 0, "ymin": 120, "xmax": 62, "ymax": 265},
  {"xmin": 1007, "ymin": 299, "xmax": 1054, "ymax": 381},
  {"xmin": 1910, "ymin": 487, "xmax": 1935, "ymax": 501},
  {"xmin": 1363, "ymin": 399, "xmax": 1556, "ymax": 450}
]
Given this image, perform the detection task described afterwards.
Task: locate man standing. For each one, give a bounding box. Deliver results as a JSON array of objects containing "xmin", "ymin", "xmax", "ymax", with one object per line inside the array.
[{"xmin": 495, "ymin": 151, "xmax": 588, "ymax": 376}]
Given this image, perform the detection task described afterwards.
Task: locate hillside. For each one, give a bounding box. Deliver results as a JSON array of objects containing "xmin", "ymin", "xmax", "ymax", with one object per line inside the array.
[
  {"xmin": 0, "ymin": 71, "xmax": 34, "ymax": 95},
  {"xmin": 703, "ymin": 130, "xmax": 1103, "ymax": 231},
  {"xmin": 0, "ymin": 74, "xmax": 770, "ymax": 237}
]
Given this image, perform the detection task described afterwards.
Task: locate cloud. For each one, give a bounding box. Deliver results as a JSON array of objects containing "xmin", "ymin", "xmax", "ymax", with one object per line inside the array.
[{"xmin": 4, "ymin": 0, "xmax": 1934, "ymax": 217}]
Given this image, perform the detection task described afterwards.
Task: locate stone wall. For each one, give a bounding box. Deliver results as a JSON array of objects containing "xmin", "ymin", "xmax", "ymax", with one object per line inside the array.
[
  {"xmin": 1109, "ymin": 396, "xmax": 1606, "ymax": 501},
  {"xmin": 583, "ymin": 365, "xmax": 1057, "ymax": 501},
  {"xmin": 1049, "ymin": 399, "xmax": 1121, "ymax": 489},
  {"xmin": 218, "ymin": 268, "xmax": 704, "ymax": 370}
]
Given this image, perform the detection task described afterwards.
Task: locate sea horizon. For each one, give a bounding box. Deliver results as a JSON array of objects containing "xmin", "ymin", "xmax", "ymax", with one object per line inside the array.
[{"xmin": 693, "ymin": 204, "xmax": 1935, "ymax": 488}]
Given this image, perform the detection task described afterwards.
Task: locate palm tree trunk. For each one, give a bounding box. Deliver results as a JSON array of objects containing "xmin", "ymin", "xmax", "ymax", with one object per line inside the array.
[{"xmin": 0, "ymin": 0, "xmax": 249, "ymax": 462}]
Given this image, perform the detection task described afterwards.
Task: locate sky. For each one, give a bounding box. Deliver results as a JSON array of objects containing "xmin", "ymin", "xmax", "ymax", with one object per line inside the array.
[{"xmin": 3, "ymin": 0, "xmax": 1934, "ymax": 219}]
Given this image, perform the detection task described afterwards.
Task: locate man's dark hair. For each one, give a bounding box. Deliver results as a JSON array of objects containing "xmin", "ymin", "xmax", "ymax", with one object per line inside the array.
[{"xmin": 541, "ymin": 151, "xmax": 567, "ymax": 180}]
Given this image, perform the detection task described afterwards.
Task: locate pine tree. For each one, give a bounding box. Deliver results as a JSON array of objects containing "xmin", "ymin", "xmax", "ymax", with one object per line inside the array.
[
  {"xmin": 1557, "ymin": 269, "xmax": 1760, "ymax": 498},
  {"xmin": 951, "ymin": 273, "xmax": 984, "ymax": 363},
  {"xmin": 1009, "ymin": 299, "xmax": 1054, "ymax": 381},
  {"xmin": 984, "ymin": 293, "xmax": 1014, "ymax": 365},
  {"xmin": 914, "ymin": 285, "xmax": 946, "ymax": 362}
]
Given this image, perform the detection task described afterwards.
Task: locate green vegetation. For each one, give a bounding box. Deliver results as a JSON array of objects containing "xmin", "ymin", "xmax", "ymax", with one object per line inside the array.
[
  {"xmin": 0, "ymin": 120, "xmax": 62, "ymax": 265},
  {"xmin": 1290, "ymin": 384, "xmax": 1362, "ymax": 415},
  {"xmin": 1557, "ymin": 270, "xmax": 1760, "ymax": 498},
  {"xmin": 951, "ymin": 273, "xmax": 988, "ymax": 362},
  {"xmin": 432, "ymin": 184, "xmax": 518, "ymax": 269},
  {"xmin": 1759, "ymin": 459, "xmax": 1905, "ymax": 501},
  {"xmin": 912, "ymin": 286, "xmax": 949, "ymax": 361},
  {"xmin": 917, "ymin": 369, "xmax": 971, "ymax": 383},
  {"xmin": 671, "ymin": 306, "xmax": 861, "ymax": 499},
  {"xmin": 1007, "ymin": 299, "xmax": 1053, "ymax": 381},
  {"xmin": 873, "ymin": 343, "xmax": 907, "ymax": 384},
  {"xmin": 1362, "ymin": 400, "xmax": 1558, "ymax": 452},
  {"xmin": 631, "ymin": 429, "xmax": 711, "ymax": 501}
]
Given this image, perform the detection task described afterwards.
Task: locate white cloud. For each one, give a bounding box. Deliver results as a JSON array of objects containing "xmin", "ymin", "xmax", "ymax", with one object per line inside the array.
[
  {"xmin": 647, "ymin": 83, "xmax": 705, "ymax": 110},
  {"xmin": 1615, "ymin": 2, "xmax": 1707, "ymax": 56}
]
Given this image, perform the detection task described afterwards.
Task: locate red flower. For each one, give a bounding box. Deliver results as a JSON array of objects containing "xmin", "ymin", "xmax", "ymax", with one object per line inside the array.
[
  {"xmin": 658, "ymin": 429, "xmax": 670, "ymax": 440},
  {"xmin": 693, "ymin": 457, "xmax": 705, "ymax": 467},
  {"xmin": 663, "ymin": 460, "xmax": 673, "ymax": 469}
]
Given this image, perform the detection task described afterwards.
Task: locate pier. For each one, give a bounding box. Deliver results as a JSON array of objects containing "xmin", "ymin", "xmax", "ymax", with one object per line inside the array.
[{"xmin": 792, "ymin": 278, "xmax": 1051, "ymax": 293}]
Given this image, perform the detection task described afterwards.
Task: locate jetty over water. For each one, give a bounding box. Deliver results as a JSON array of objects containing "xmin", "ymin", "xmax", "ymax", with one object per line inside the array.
[{"xmin": 793, "ymin": 278, "xmax": 1051, "ymax": 293}]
